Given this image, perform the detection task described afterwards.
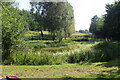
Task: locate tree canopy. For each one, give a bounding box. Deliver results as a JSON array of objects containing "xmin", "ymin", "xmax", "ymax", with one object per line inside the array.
[
  {"xmin": 1, "ymin": 2, "xmax": 28, "ymax": 61},
  {"xmin": 30, "ymin": 2, "xmax": 75, "ymax": 41},
  {"xmin": 89, "ymin": 0, "xmax": 120, "ymax": 40},
  {"xmin": 103, "ymin": 1, "xmax": 120, "ymax": 40}
]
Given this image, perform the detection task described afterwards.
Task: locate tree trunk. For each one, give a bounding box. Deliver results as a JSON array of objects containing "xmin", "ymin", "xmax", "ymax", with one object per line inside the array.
[
  {"xmin": 58, "ymin": 37, "xmax": 63, "ymax": 42},
  {"xmin": 52, "ymin": 32, "xmax": 55, "ymax": 41},
  {"xmin": 40, "ymin": 29, "xmax": 44, "ymax": 40},
  {"xmin": 65, "ymin": 36, "xmax": 67, "ymax": 40},
  {"xmin": 64, "ymin": 32, "xmax": 67, "ymax": 40},
  {"xmin": 64, "ymin": 29, "xmax": 67, "ymax": 40}
]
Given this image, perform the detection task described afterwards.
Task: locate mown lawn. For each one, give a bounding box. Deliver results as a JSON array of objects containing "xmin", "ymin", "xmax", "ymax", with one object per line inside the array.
[{"xmin": 2, "ymin": 61, "xmax": 120, "ymax": 78}]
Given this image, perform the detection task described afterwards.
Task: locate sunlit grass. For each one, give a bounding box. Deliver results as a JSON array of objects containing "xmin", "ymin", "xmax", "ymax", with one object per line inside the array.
[
  {"xmin": 24, "ymin": 34, "xmax": 38, "ymax": 37},
  {"xmin": 70, "ymin": 33, "xmax": 89, "ymax": 37},
  {"xmin": 27, "ymin": 31, "xmax": 50, "ymax": 35},
  {"xmin": 25, "ymin": 40, "xmax": 54, "ymax": 43},
  {"xmin": 2, "ymin": 61, "xmax": 120, "ymax": 78}
]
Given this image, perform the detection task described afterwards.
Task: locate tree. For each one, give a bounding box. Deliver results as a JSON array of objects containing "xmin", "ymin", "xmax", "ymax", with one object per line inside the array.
[
  {"xmin": 19, "ymin": 10, "xmax": 36, "ymax": 31},
  {"xmin": 89, "ymin": 15, "xmax": 104, "ymax": 38},
  {"xmin": 43, "ymin": 2, "xmax": 74, "ymax": 41},
  {"xmin": 89, "ymin": 15, "xmax": 99, "ymax": 34},
  {"xmin": 85, "ymin": 29, "xmax": 89, "ymax": 33},
  {"xmin": 79, "ymin": 30, "xmax": 85, "ymax": 33},
  {"xmin": 67, "ymin": 23, "xmax": 75, "ymax": 37},
  {"xmin": 29, "ymin": 2, "xmax": 75, "ymax": 42},
  {"xmin": 29, "ymin": 2, "xmax": 45, "ymax": 39},
  {"xmin": 103, "ymin": 1, "xmax": 120, "ymax": 40},
  {"xmin": 1, "ymin": 2, "xmax": 28, "ymax": 62}
]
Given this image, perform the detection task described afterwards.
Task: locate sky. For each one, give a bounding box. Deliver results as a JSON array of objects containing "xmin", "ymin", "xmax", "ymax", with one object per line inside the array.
[{"xmin": 15, "ymin": 0, "xmax": 116, "ymax": 31}]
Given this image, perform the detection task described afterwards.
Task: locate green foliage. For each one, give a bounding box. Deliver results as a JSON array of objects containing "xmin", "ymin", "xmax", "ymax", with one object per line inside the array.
[
  {"xmin": 67, "ymin": 51, "xmax": 87, "ymax": 63},
  {"xmin": 29, "ymin": 2, "xmax": 46, "ymax": 39},
  {"xmin": 3, "ymin": 50, "xmax": 67, "ymax": 65},
  {"xmin": 27, "ymin": 41, "xmax": 68, "ymax": 52},
  {"xmin": 89, "ymin": 15, "xmax": 104, "ymax": 38},
  {"xmin": 30, "ymin": 2, "xmax": 75, "ymax": 41},
  {"xmin": 1, "ymin": 2, "xmax": 28, "ymax": 61},
  {"xmin": 19, "ymin": 10, "xmax": 37, "ymax": 31},
  {"xmin": 103, "ymin": 1, "xmax": 120, "ymax": 40},
  {"xmin": 48, "ymin": 42, "xmax": 67, "ymax": 47},
  {"xmin": 89, "ymin": 15, "xmax": 99, "ymax": 34},
  {"xmin": 89, "ymin": 1, "xmax": 120, "ymax": 40},
  {"xmin": 56, "ymin": 28, "xmax": 65, "ymax": 42},
  {"xmin": 2, "ymin": 40, "xmax": 120, "ymax": 65},
  {"xmin": 2, "ymin": 1, "xmax": 120, "ymax": 67},
  {"xmin": 29, "ymin": 42, "xmax": 47, "ymax": 49},
  {"xmin": 67, "ymin": 23, "xmax": 75, "ymax": 37}
]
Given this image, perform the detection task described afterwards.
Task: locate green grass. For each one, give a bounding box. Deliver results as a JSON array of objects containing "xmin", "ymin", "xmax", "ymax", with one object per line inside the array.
[
  {"xmin": 24, "ymin": 34, "xmax": 38, "ymax": 37},
  {"xmin": 24, "ymin": 31, "xmax": 51, "ymax": 40},
  {"xmin": 3, "ymin": 30, "xmax": 120, "ymax": 66},
  {"xmin": 25, "ymin": 39, "xmax": 77, "ymax": 51},
  {"xmin": 2, "ymin": 60, "xmax": 120, "ymax": 78},
  {"xmin": 2, "ymin": 30, "xmax": 120, "ymax": 78},
  {"xmin": 70, "ymin": 33, "xmax": 88, "ymax": 37},
  {"xmin": 25, "ymin": 40, "xmax": 69, "ymax": 50},
  {"xmin": 24, "ymin": 31, "xmax": 92, "ymax": 41},
  {"xmin": 27, "ymin": 31, "xmax": 50, "ymax": 35}
]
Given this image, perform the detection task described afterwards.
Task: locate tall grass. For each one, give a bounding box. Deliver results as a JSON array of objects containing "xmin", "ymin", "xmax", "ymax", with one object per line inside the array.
[
  {"xmin": 3, "ymin": 43, "xmax": 93, "ymax": 65},
  {"xmin": 7, "ymin": 50, "xmax": 67, "ymax": 65},
  {"xmin": 3, "ymin": 41, "xmax": 120, "ymax": 65}
]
